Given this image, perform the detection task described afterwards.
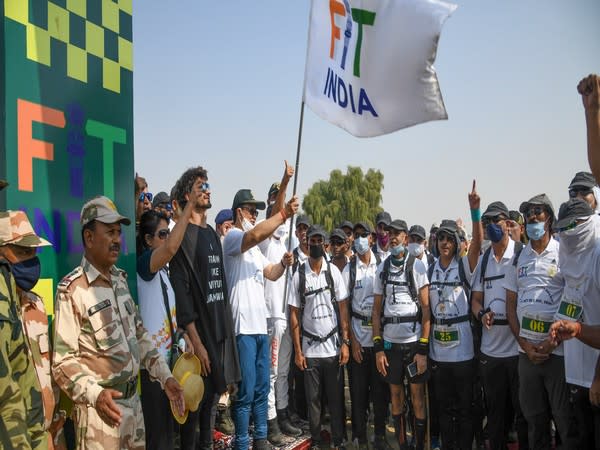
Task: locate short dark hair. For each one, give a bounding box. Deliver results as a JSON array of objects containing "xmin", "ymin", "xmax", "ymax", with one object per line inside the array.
[
  {"xmin": 81, "ymin": 220, "xmax": 97, "ymax": 244},
  {"xmin": 172, "ymin": 166, "xmax": 208, "ymax": 209},
  {"xmin": 136, "ymin": 210, "xmax": 169, "ymax": 254}
]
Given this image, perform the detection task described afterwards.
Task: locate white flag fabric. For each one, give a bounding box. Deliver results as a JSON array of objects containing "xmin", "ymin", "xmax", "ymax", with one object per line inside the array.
[{"xmin": 303, "ymin": 0, "xmax": 457, "ymax": 138}]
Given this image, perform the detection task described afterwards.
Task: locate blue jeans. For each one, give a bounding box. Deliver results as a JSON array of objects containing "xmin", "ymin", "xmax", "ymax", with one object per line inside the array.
[{"xmin": 232, "ymin": 334, "xmax": 270, "ymax": 450}]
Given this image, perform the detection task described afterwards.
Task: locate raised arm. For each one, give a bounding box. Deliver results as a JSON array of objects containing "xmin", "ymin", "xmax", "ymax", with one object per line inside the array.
[
  {"xmin": 269, "ymin": 160, "xmax": 294, "ymax": 218},
  {"xmin": 467, "ymin": 179, "xmax": 483, "ymax": 272},
  {"xmin": 241, "ymin": 196, "xmax": 299, "ymax": 253},
  {"xmin": 578, "ymin": 74, "xmax": 600, "ymax": 185}
]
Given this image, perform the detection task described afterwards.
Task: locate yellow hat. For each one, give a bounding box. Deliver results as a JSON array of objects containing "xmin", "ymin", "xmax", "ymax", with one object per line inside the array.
[{"xmin": 170, "ymin": 353, "xmax": 204, "ymax": 424}]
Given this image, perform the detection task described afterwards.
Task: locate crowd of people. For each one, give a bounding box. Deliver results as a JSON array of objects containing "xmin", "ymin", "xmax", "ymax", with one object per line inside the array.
[{"xmin": 1, "ymin": 76, "xmax": 599, "ymax": 450}]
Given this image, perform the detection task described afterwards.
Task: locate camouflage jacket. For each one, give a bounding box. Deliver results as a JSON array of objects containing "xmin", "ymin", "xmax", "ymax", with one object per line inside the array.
[
  {"xmin": 52, "ymin": 257, "xmax": 172, "ymax": 407},
  {"xmin": 0, "ymin": 259, "xmax": 47, "ymax": 450}
]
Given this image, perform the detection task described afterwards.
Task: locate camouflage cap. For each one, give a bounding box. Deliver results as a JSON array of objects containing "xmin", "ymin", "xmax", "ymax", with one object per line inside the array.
[
  {"xmin": 0, "ymin": 210, "xmax": 51, "ymax": 247},
  {"xmin": 80, "ymin": 196, "xmax": 131, "ymax": 227}
]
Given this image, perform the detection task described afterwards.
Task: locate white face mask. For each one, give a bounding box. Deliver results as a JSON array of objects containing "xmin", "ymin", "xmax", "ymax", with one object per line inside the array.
[
  {"xmin": 242, "ymin": 218, "xmax": 254, "ymax": 232},
  {"xmin": 354, "ymin": 236, "xmax": 370, "ymax": 255},
  {"xmin": 407, "ymin": 242, "xmax": 425, "ymax": 257}
]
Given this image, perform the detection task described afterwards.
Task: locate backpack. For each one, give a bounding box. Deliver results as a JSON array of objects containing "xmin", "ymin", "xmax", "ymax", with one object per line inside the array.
[
  {"xmin": 298, "ymin": 260, "xmax": 339, "ymax": 344},
  {"xmin": 379, "ymin": 255, "xmax": 421, "ymax": 331}
]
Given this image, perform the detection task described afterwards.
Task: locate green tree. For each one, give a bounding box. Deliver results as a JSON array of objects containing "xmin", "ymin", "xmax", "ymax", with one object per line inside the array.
[{"xmin": 302, "ymin": 166, "xmax": 384, "ymax": 231}]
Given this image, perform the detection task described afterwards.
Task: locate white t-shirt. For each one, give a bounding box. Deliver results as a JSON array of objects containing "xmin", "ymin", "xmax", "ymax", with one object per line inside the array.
[
  {"xmin": 429, "ymin": 255, "xmax": 474, "ymax": 363},
  {"xmin": 137, "ymin": 250, "xmax": 177, "ymax": 361},
  {"xmin": 288, "ymin": 261, "xmax": 348, "ymax": 358},
  {"xmin": 223, "ymin": 228, "xmax": 270, "ymax": 335},
  {"xmin": 262, "ymin": 236, "xmax": 287, "ymax": 320},
  {"xmin": 373, "ymin": 256, "xmax": 429, "ymax": 344},
  {"xmin": 562, "ymin": 242, "xmax": 600, "ymax": 388},
  {"xmin": 472, "ymin": 240, "xmax": 519, "ymax": 358},
  {"xmin": 374, "ymin": 243, "xmax": 390, "ymax": 264},
  {"xmin": 503, "ymin": 238, "xmax": 563, "ymax": 356},
  {"xmin": 342, "ymin": 252, "xmax": 378, "ymax": 347}
]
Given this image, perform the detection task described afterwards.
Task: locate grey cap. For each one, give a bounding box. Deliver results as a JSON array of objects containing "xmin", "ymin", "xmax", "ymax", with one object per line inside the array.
[
  {"xmin": 482, "ymin": 201, "xmax": 510, "ymax": 219},
  {"xmin": 386, "ymin": 219, "xmax": 408, "ymax": 233},
  {"xmin": 330, "ymin": 228, "xmax": 347, "ymax": 242},
  {"xmin": 519, "ymin": 193, "xmax": 555, "ymax": 219},
  {"xmin": 409, "ymin": 225, "xmax": 426, "ymax": 240},
  {"xmin": 569, "ymin": 171, "xmax": 597, "ymax": 190},
  {"xmin": 152, "ymin": 191, "xmax": 171, "ymax": 208},
  {"xmin": 554, "ymin": 198, "xmax": 594, "ymax": 230},
  {"xmin": 353, "ymin": 221, "xmax": 372, "ymax": 234},
  {"xmin": 375, "ymin": 211, "xmax": 392, "ymax": 226},
  {"xmin": 307, "ymin": 224, "xmax": 328, "ymax": 239},
  {"xmin": 295, "ymin": 215, "xmax": 311, "ymax": 228},
  {"xmin": 339, "ymin": 220, "xmax": 354, "ymax": 231}
]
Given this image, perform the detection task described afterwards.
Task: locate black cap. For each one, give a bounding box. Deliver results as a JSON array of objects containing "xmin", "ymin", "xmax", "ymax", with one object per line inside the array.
[
  {"xmin": 307, "ymin": 225, "xmax": 328, "ymax": 239},
  {"xmin": 519, "ymin": 193, "xmax": 555, "ymax": 219},
  {"xmin": 232, "ymin": 189, "xmax": 266, "ymax": 211},
  {"xmin": 375, "ymin": 211, "xmax": 391, "ymax": 226},
  {"xmin": 353, "ymin": 221, "xmax": 372, "ymax": 234},
  {"xmin": 554, "ymin": 198, "xmax": 594, "ymax": 230},
  {"xmin": 438, "ymin": 219, "xmax": 458, "ymax": 235},
  {"xmin": 330, "ymin": 228, "xmax": 347, "ymax": 242},
  {"xmin": 482, "ymin": 201, "xmax": 510, "ymax": 219},
  {"xmin": 569, "ymin": 171, "xmax": 597, "ymax": 190},
  {"xmin": 339, "ymin": 220, "xmax": 354, "ymax": 231},
  {"xmin": 152, "ymin": 191, "xmax": 171, "ymax": 208},
  {"xmin": 386, "ymin": 219, "xmax": 408, "ymax": 233},
  {"xmin": 268, "ymin": 182, "xmax": 280, "ymax": 199},
  {"xmin": 409, "ymin": 225, "xmax": 426, "ymax": 240},
  {"xmin": 295, "ymin": 215, "xmax": 311, "ymax": 228}
]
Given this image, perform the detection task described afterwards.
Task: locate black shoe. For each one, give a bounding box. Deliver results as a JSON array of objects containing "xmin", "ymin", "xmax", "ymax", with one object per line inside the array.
[
  {"xmin": 215, "ymin": 407, "xmax": 235, "ymax": 435},
  {"xmin": 372, "ymin": 435, "xmax": 392, "ymax": 450},
  {"xmin": 254, "ymin": 438, "xmax": 274, "ymax": 450},
  {"xmin": 267, "ymin": 418, "xmax": 285, "ymax": 446},
  {"xmin": 277, "ymin": 409, "xmax": 302, "ymax": 437}
]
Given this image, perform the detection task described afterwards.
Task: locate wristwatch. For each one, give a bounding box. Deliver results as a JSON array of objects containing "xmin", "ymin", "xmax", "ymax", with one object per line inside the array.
[{"xmin": 342, "ymin": 338, "xmax": 351, "ymax": 346}]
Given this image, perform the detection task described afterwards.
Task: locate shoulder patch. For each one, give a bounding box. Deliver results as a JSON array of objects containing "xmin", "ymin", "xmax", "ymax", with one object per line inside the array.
[{"xmin": 57, "ymin": 266, "xmax": 84, "ymax": 292}]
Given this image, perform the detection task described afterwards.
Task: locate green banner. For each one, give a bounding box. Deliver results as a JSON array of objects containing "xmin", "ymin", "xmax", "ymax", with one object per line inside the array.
[{"xmin": 1, "ymin": 0, "xmax": 136, "ymax": 313}]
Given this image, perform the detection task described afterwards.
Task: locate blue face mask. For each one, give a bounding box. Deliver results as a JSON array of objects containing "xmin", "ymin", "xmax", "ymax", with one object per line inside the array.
[
  {"xmin": 354, "ymin": 236, "xmax": 370, "ymax": 255},
  {"xmin": 486, "ymin": 223, "xmax": 504, "ymax": 243},
  {"xmin": 390, "ymin": 243, "xmax": 405, "ymax": 257},
  {"xmin": 526, "ymin": 222, "xmax": 546, "ymax": 241},
  {"xmin": 11, "ymin": 256, "xmax": 41, "ymax": 291}
]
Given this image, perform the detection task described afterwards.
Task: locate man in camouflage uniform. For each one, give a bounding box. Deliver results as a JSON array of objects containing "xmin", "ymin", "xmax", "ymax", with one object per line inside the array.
[
  {"xmin": 0, "ymin": 210, "xmax": 67, "ymax": 449},
  {"xmin": 51, "ymin": 196, "xmax": 184, "ymax": 450},
  {"xmin": 0, "ymin": 179, "xmax": 48, "ymax": 450}
]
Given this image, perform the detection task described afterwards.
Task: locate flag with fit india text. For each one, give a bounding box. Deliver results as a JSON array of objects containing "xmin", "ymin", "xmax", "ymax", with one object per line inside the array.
[{"xmin": 303, "ymin": 0, "xmax": 457, "ymax": 137}]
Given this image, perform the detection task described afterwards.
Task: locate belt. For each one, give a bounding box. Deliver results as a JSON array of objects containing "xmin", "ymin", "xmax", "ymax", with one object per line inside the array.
[
  {"xmin": 302, "ymin": 326, "xmax": 338, "ymax": 344},
  {"xmin": 493, "ymin": 319, "xmax": 509, "ymax": 326},
  {"xmin": 432, "ymin": 314, "xmax": 470, "ymax": 326},
  {"xmin": 382, "ymin": 315, "xmax": 418, "ymax": 325},
  {"xmin": 106, "ymin": 378, "xmax": 137, "ymax": 399}
]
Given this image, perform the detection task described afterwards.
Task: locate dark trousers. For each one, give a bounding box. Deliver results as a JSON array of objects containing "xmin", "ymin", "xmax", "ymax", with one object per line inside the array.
[
  {"xmin": 180, "ymin": 373, "xmax": 218, "ymax": 450},
  {"xmin": 519, "ymin": 353, "xmax": 577, "ymax": 449},
  {"xmin": 431, "ymin": 359, "xmax": 474, "ymax": 450},
  {"xmin": 305, "ymin": 356, "xmax": 346, "ymax": 446},
  {"xmin": 288, "ymin": 346, "xmax": 307, "ymax": 419},
  {"xmin": 570, "ymin": 384, "xmax": 600, "ymax": 449},
  {"xmin": 350, "ymin": 347, "xmax": 388, "ymax": 441},
  {"xmin": 479, "ymin": 353, "xmax": 527, "ymax": 450},
  {"xmin": 140, "ymin": 369, "xmax": 175, "ymax": 450}
]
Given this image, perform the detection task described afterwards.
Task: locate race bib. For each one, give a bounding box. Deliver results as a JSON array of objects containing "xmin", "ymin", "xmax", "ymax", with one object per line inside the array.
[
  {"xmin": 555, "ymin": 292, "xmax": 583, "ymax": 321},
  {"xmin": 360, "ymin": 316, "xmax": 372, "ymax": 329},
  {"xmin": 433, "ymin": 324, "xmax": 459, "ymax": 348},
  {"xmin": 520, "ymin": 313, "xmax": 553, "ymax": 341}
]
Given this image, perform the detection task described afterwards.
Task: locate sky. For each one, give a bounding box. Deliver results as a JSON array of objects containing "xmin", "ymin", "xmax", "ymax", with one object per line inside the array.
[{"xmin": 133, "ymin": 0, "xmax": 600, "ymax": 231}]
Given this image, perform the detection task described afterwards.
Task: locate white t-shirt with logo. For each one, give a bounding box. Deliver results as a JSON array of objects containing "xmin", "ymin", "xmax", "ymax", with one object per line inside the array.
[
  {"xmin": 288, "ymin": 261, "xmax": 348, "ymax": 358},
  {"xmin": 262, "ymin": 236, "xmax": 287, "ymax": 320},
  {"xmin": 472, "ymin": 239, "xmax": 519, "ymax": 358},
  {"xmin": 342, "ymin": 252, "xmax": 378, "ymax": 347},
  {"xmin": 223, "ymin": 228, "xmax": 270, "ymax": 335},
  {"xmin": 503, "ymin": 238, "xmax": 563, "ymax": 356},
  {"xmin": 429, "ymin": 256, "xmax": 474, "ymax": 363},
  {"xmin": 373, "ymin": 256, "xmax": 429, "ymax": 344}
]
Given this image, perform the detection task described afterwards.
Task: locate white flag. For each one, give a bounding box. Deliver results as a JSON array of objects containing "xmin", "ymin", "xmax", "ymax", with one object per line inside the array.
[{"xmin": 303, "ymin": 0, "xmax": 457, "ymax": 138}]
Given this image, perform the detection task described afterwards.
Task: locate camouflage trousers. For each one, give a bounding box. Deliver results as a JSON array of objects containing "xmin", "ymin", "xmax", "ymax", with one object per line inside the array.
[{"xmin": 73, "ymin": 394, "xmax": 145, "ymax": 450}]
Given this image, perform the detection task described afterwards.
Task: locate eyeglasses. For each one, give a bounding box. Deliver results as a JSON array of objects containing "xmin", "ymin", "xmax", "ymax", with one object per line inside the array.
[
  {"xmin": 569, "ymin": 188, "xmax": 593, "ymax": 198},
  {"xmin": 525, "ymin": 206, "xmax": 545, "ymax": 219},
  {"xmin": 330, "ymin": 239, "xmax": 345, "ymax": 246},
  {"xmin": 200, "ymin": 182, "xmax": 210, "ymax": 192},
  {"xmin": 156, "ymin": 228, "xmax": 170, "ymax": 239},
  {"xmin": 354, "ymin": 232, "xmax": 369, "ymax": 239},
  {"xmin": 482, "ymin": 216, "xmax": 507, "ymax": 226},
  {"xmin": 139, "ymin": 192, "xmax": 153, "ymax": 202},
  {"xmin": 241, "ymin": 206, "xmax": 259, "ymax": 217}
]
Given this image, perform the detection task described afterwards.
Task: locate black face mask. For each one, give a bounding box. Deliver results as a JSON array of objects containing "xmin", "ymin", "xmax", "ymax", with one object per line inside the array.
[{"xmin": 309, "ymin": 244, "xmax": 325, "ymax": 259}]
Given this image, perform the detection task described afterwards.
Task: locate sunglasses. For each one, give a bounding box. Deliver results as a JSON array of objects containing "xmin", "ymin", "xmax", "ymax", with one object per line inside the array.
[
  {"xmin": 525, "ymin": 206, "xmax": 545, "ymax": 219},
  {"xmin": 569, "ymin": 188, "xmax": 593, "ymax": 198},
  {"xmin": 139, "ymin": 192, "xmax": 153, "ymax": 202},
  {"xmin": 556, "ymin": 221, "xmax": 578, "ymax": 233},
  {"xmin": 241, "ymin": 206, "xmax": 259, "ymax": 217},
  {"xmin": 437, "ymin": 232, "xmax": 454, "ymax": 243},
  {"xmin": 155, "ymin": 228, "xmax": 170, "ymax": 239},
  {"xmin": 200, "ymin": 182, "xmax": 210, "ymax": 192},
  {"xmin": 354, "ymin": 232, "xmax": 369, "ymax": 239}
]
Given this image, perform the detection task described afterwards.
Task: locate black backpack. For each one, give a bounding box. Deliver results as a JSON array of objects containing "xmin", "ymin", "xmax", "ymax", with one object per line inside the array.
[{"xmin": 379, "ymin": 255, "xmax": 421, "ymax": 331}]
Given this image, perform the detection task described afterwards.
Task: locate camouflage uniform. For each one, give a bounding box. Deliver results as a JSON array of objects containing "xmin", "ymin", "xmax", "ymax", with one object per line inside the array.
[
  {"xmin": 52, "ymin": 257, "xmax": 173, "ymax": 450},
  {"xmin": 19, "ymin": 290, "xmax": 67, "ymax": 450}
]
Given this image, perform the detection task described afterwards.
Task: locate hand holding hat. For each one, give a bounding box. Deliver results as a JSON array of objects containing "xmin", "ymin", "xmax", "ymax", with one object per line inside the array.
[{"xmin": 170, "ymin": 353, "xmax": 205, "ymax": 424}]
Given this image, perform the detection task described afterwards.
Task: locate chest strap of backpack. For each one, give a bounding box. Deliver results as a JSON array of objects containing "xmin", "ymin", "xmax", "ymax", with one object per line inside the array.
[
  {"xmin": 299, "ymin": 261, "xmax": 338, "ymax": 344},
  {"xmin": 301, "ymin": 326, "xmax": 339, "ymax": 345},
  {"xmin": 380, "ymin": 255, "xmax": 421, "ymax": 331},
  {"xmin": 431, "ymin": 313, "xmax": 470, "ymax": 326},
  {"xmin": 382, "ymin": 314, "xmax": 420, "ymax": 325},
  {"xmin": 351, "ymin": 311, "xmax": 371, "ymax": 323}
]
